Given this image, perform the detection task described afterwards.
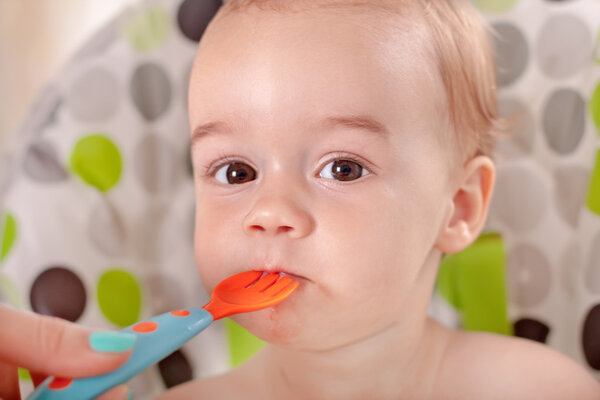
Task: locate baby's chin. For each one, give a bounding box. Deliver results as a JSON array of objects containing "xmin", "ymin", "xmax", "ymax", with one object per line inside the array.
[
  {"xmin": 232, "ymin": 284, "xmax": 346, "ymax": 351},
  {"xmin": 232, "ymin": 293, "xmax": 306, "ymax": 345}
]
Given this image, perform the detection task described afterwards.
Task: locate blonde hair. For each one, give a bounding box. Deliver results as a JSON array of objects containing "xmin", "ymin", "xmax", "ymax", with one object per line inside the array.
[{"xmin": 216, "ymin": 0, "xmax": 504, "ymax": 160}]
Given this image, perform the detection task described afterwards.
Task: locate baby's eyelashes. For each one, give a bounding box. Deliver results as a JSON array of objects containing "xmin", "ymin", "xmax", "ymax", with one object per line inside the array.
[
  {"xmin": 319, "ymin": 159, "xmax": 369, "ymax": 181},
  {"xmin": 209, "ymin": 157, "xmax": 372, "ymax": 185},
  {"xmin": 214, "ymin": 161, "xmax": 256, "ymax": 184}
]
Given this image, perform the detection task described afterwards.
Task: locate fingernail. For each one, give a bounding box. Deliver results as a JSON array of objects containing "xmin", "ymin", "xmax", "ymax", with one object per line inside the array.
[{"xmin": 89, "ymin": 331, "xmax": 137, "ymax": 353}]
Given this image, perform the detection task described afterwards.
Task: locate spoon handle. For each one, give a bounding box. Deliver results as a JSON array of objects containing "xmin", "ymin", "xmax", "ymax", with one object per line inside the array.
[{"xmin": 27, "ymin": 308, "xmax": 213, "ymax": 400}]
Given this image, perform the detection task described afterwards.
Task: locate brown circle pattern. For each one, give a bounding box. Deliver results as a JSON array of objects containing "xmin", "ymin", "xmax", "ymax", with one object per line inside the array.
[
  {"xmin": 582, "ymin": 304, "xmax": 600, "ymax": 370},
  {"xmin": 177, "ymin": 0, "xmax": 223, "ymax": 42},
  {"xmin": 514, "ymin": 317, "xmax": 550, "ymax": 343},
  {"xmin": 158, "ymin": 349, "xmax": 193, "ymax": 388},
  {"xmin": 30, "ymin": 266, "xmax": 87, "ymax": 322}
]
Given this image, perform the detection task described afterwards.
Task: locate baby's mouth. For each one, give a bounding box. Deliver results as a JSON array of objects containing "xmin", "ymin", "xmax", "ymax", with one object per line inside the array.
[
  {"xmin": 277, "ymin": 271, "xmax": 309, "ymax": 282},
  {"xmin": 252, "ymin": 268, "xmax": 310, "ymax": 283}
]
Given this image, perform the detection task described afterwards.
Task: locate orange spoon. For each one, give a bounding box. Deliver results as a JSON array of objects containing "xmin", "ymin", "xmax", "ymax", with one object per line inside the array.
[
  {"xmin": 204, "ymin": 270, "xmax": 300, "ymax": 319},
  {"xmin": 29, "ymin": 271, "xmax": 299, "ymax": 400}
]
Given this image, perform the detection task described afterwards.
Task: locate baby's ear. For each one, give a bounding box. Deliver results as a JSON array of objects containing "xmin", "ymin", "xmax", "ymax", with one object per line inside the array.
[{"xmin": 435, "ymin": 155, "xmax": 495, "ymax": 254}]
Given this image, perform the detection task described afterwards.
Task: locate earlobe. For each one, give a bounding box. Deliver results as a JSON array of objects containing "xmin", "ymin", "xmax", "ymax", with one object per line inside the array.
[{"xmin": 435, "ymin": 156, "xmax": 495, "ymax": 254}]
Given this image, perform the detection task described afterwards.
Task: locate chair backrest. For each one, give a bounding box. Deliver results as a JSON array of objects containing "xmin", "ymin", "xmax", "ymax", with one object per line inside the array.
[
  {"xmin": 434, "ymin": 0, "xmax": 600, "ymax": 380},
  {"xmin": 0, "ymin": 0, "xmax": 231, "ymax": 396}
]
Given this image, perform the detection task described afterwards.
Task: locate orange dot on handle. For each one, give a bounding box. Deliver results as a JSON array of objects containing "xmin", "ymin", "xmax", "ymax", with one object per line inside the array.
[
  {"xmin": 49, "ymin": 377, "xmax": 73, "ymax": 390},
  {"xmin": 132, "ymin": 321, "xmax": 158, "ymax": 333},
  {"xmin": 170, "ymin": 309, "xmax": 190, "ymax": 317}
]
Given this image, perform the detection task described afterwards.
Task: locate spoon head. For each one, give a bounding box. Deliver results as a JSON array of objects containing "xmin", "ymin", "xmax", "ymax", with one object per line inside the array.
[{"xmin": 203, "ymin": 271, "xmax": 299, "ymax": 319}]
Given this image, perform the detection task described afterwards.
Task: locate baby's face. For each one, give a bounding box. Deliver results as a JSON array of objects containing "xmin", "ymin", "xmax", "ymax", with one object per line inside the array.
[{"xmin": 189, "ymin": 6, "xmax": 454, "ymax": 350}]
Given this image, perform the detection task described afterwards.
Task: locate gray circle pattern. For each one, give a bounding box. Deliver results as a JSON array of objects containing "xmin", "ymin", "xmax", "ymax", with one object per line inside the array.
[
  {"xmin": 492, "ymin": 22, "xmax": 529, "ymax": 87},
  {"xmin": 130, "ymin": 63, "xmax": 172, "ymax": 121},
  {"xmin": 23, "ymin": 140, "xmax": 69, "ymax": 183},
  {"xmin": 134, "ymin": 134, "xmax": 179, "ymax": 194},
  {"xmin": 88, "ymin": 201, "xmax": 126, "ymax": 257},
  {"xmin": 553, "ymin": 166, "xmax": 590, "ymax": 228},
  {"xmin": 543, "ymin": 88, "xmax": 586, "ymax": 155},
  {"xmin": 145, "ymin": 273, "xmax": 187, "ymax": 314},
  {"xmin": 560, "ymin": 241, "xmax": 581, "ymax": 297},
  {"xmin": 490, "ymin": 167, "xmax": 547, "ymax": 232},
  {"xmin": 508, "ymin": 244, "xmax": 553, "ymax": 308},
  {"xmin": 66, "ymin": 66, "xmax": 119, "ymax": 122},
  {"xmin": 496, "ymin": 97, "xmax": 535, "ymax": 158},
  {"xmin": 536, "ymin": 14, "xmax": 592, "ymax": 79},
  {"xmin": 585, "ymin": 230, "xmax": 600, "ymax": 294}
]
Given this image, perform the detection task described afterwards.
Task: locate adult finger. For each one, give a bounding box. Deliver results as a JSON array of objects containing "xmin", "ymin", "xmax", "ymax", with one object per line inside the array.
[
  {"xmin": 0, "ymin": 361, "xmax": 19, "ymax": 400},
  {"xmin": 0, "ymin": 305, "xmax": 136, "ymax": 378},
  {"xmin": 30, "ymin": 372, "xmax": 46, "ymax": 388}
]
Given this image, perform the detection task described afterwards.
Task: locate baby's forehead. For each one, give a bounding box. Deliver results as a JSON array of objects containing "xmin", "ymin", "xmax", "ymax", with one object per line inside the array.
[
  {"xmin": 197, "ymin": 3, "xmax": 442, "ymax": 113},
  {"xmin": 206, "ymin": 1, "xmax": 438, "ymax": 81},
  {"xmin": 216, "ymin": 0, "xmax": 430, "ymax": 42}
]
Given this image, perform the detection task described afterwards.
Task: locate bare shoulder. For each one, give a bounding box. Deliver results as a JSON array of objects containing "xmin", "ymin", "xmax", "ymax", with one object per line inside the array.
[{"xmin": 435, "ymin": 330, "xmax": 600, "ymax": 400}]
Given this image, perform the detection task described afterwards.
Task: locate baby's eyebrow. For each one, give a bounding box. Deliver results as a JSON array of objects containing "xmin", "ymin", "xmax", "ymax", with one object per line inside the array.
[
  {"xmin": 321, "ymin": 115, "xmax": 390, "ymax": 137},
  {"xmin": 190, "ymin": 114, "xmax": 389, "ymax": 150},
  {"xmin": 191, "ymin": 120, "xmax": 230, "ymax": 151}
]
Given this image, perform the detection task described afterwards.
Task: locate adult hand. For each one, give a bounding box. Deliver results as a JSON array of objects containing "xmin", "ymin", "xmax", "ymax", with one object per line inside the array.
[{"xmin": 0, "ymin": 304, "xmax": 136, "ymax": 400}]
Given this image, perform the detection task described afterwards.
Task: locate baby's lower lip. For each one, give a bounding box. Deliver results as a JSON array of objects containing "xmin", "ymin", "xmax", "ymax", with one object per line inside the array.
[
  {"xmin": 257, "ymin": 270, "xmax": 309, "ymax": 282},
  {"xmin": 278, "ymin": 271, "xmax": 308, "ymax": 281}
]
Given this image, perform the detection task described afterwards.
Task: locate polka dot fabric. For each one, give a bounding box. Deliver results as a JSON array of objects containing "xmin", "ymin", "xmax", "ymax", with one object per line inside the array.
[
  {"xmin": 0, "ymin": 0, "xmax": 228, "ymax": 397},
  {"xmin": 435, "ymin": 0, "xmax": 600, "ymax": 380},
  {"xmin": 0, "ymin": 0, "xmax": 598, "ymax": 396}
]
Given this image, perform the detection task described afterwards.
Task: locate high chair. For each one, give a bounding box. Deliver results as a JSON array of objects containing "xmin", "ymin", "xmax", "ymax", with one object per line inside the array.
[{"xmin": 0, "ymin": 0, "xmax": 598, "ymax": 398}]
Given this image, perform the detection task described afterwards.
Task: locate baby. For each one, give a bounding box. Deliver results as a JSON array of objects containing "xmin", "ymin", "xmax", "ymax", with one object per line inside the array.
[{"xmin": 160, "ymin": 0, "xmax": 600, "ymax": 399}]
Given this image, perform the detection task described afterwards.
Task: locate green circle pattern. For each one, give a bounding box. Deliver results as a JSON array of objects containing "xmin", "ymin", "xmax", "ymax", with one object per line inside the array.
[
  {"xmin": 591, "ymin": 82, "xmax": 600, "ymax": 135},
  {"xmin": 123, "ymin": 5, "xmax": 170, "ymax": 52},
  {"xmin": 472, "ymin": 0, "xmax": 520, "ymax": 14},
  {"xmin": 1, "ymin": 213, "xmax": 17, "ymax": 263},
  {"xmin": 70, "ymin": 134, "xmax": 122, "ymax": 192},
  {"xmin": 18, "ymin": 368, "xmax": 31, "ymax": 381},
  {"xmin": 97, "ymin": 268, "xmax": 142, "ymax": 327}
]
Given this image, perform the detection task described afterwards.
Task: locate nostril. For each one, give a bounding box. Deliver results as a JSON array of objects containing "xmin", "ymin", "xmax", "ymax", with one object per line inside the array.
[
  {"xmin": 250, "ymin": 225, "xmax": 266, "ymax": 232},
  {"xmin": 278, "ymin": 226, "xmax": 293, "ymax": 233}
]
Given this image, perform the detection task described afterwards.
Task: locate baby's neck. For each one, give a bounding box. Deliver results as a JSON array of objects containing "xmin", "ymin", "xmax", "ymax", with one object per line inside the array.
[
  {"xmin": 235, "ymin": 249, "xmax": 449, "ymax": 400},
  {"xmin": 243, "ymin": 315, "xmax": 451, "ymax": 400}
]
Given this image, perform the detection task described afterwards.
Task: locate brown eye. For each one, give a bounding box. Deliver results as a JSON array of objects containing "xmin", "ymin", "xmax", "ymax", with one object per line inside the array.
[
  {"xmin": 215, "ymin": 162, "xmax": 256, "ymax": 184},
  {"xmin": 320, "ymin": 159, "xmax": 365, "ymax": 181}
]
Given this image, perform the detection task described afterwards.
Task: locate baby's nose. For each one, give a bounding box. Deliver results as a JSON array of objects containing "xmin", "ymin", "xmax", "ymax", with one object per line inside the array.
[{"xmin": 243, "ymin": 194, "xmax": 315, "ymax": 239}]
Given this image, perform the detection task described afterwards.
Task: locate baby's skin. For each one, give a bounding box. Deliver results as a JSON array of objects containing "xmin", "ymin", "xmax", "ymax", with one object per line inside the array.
[{"xmin": 158, "ymin": 2, "xmax": 600, "ymax": 399}]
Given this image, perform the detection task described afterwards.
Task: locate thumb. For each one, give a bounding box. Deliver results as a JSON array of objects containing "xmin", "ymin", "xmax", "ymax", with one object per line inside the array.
[{"xmin": 0, "ymin": 305, "xmax": 136, "ymax": 378}]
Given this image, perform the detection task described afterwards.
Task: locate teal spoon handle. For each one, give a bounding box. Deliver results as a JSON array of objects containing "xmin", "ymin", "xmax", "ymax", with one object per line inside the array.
[{"xmin": 27, "ymin": 308, "xmax": 213, "ymax": 400}]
